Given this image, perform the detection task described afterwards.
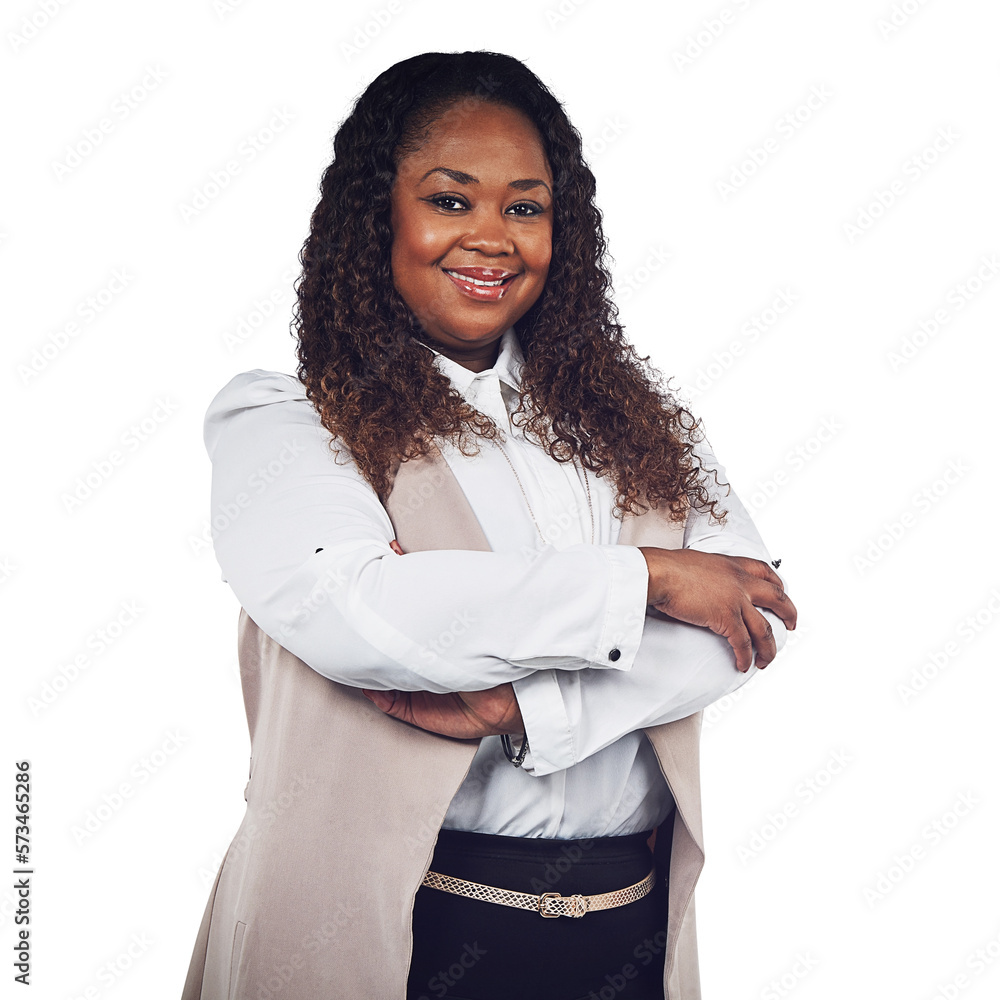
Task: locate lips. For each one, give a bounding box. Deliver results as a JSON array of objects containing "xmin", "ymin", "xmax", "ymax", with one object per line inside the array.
[
  {"xmin": 443, "ymin": 267, "xmax": 518, "ymax": 284},
  {"xmin": 442, "ymin": 267, "xmax": 519, "ymax": 301}
]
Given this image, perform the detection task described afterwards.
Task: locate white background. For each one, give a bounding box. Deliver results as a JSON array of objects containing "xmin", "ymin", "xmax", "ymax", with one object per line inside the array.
[{"xmin": 4, "ymin": 1, "xmax": 999, "ymax": 997}]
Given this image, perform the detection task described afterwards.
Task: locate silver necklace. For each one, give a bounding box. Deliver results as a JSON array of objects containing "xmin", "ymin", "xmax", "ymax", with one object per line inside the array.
[{"xmin": 493, "ymin": 436, "xmax": 595, "ymax": 546}]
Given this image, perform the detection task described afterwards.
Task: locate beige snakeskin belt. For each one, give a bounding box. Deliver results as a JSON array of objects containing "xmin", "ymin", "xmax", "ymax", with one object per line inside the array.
[{"xmin": 420, "ymin": 866, "xmax": 657, "ymax": 918}]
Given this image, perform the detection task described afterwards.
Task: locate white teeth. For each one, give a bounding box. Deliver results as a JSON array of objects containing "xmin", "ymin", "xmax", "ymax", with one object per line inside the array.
[{"xmin": 445, "ymin": 270, "xmax": 510, "ymax": 287}]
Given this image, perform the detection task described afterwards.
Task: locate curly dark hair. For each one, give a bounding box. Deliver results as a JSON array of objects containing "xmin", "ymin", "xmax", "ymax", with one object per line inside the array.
[{"xmin": 292, "ymin": 49, "xmax": 728, "ymax": 524}]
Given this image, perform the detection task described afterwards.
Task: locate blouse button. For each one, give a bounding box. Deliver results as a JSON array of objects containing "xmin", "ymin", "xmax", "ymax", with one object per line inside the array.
[{"xmin": 608, "ymin": 648, "xmax": 621, "ymax": 662}]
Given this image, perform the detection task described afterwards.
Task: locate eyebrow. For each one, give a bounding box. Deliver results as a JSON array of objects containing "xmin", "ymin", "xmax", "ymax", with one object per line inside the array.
[{"xmin": 418, "ymin": 166, "xmax": 551, "ymax": 195}]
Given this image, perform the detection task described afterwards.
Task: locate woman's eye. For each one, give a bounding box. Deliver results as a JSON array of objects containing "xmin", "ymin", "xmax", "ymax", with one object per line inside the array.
[
  {"xmin": 429, "ymin": 195, "xmax": 466, "ymax": 211},
  {"xmin": 508, "ymin": 202, "xmax": 544, "ymax": 217}
]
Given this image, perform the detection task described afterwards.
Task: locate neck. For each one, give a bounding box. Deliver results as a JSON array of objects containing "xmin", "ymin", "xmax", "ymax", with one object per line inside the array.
[{"xmin": 414, "ymin": 334, "xmax": 503, "ymax": 373}]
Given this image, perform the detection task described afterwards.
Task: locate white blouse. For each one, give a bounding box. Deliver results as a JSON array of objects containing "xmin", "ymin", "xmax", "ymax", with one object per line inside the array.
[{"xmin": 204, "ymin": 325, "xmax": 786, "ymax": 838}]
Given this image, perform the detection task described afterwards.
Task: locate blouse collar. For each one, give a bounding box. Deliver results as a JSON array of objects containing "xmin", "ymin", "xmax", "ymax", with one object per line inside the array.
[{"xmin": 414, "ymin": 325, "xmax": 525, "ymax": 395}]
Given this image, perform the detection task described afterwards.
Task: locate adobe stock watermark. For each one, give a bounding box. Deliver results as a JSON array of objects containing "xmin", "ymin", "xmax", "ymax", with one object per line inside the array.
[
  {"xmin": 672, "ymin": 0, "xmax": 758, "ymax": 73},
  {"xmin": 273, "ymin": 564, "xmax": 349, "ymax": 644},
  {"xmin": 686, "ymin": 287, "xmax": 797, "ymax": 399},
  {"xmin": 71, "ymin": 731, "xmax": 189, "ymax": 845},
  {"xmin": 526, "ymin": 839, "xmax": 597, "ymax": 894},
  {"xmin": 414, "ymin": 610, "xmax": 480, "ymax": 664},
  {"xmin": 0, "ymin": 887, "xmax": 21, "ymax": 930},
  {"xmin": 222, "ymin": 268, "xmax": 297, "ymax": 352},
  {"xmin": 200, "ymin": 772, "xmax": 319, "ymax": 885},
  {"xmin": 853, "ymin": 458, "xmax": 970, "ymax": 574},
  {"xmin": 740, "ymin": 417, "xmax": 844, "ymax": 513},
  {"xmin": 70, "ymin": 932, "xmax": 153, "ymax": 998},
  {"xmin": 544, "ymin": 0, "xmax": 592, "ymax": 28},
  {"xmin": 410, "ymin": 941, "xmax": 488, "ymax": 1000},
  {"xmin": 404, "ymin": 800, "xmax": 453, "ymax": 857},
  {"xmin": 759, "ymin": 951, "xmax": 819, "ymax": 1000},
  {"xmin": 758, "ymin": 952, "xmax": 819, "ymax": 1000},
  {"xmin": 928, "ymin": 923, "xmax": 1000, "ymax": 1000},
  {"xmin": 251, "ymin": 900, "xmax": 363, "ymax": 999},
  {"xmin": 887, "ymin": 254, "xmax": 999, "ymax": 371},
  {"xmin": 18, "ymin": 267, "xmax": 134, "ymax": 384},
  {"xmin": 8, "ymin": 0, "xmax": 74, "ymax": 54},
  {"xmin": 615, "ymin": 246, "xmax": 671, "ymax": 302},
  {"xmin": 51, "ymin": 66, "xmax": 168, "ymax": 180},
  {"xmin": 863, "ymin": 790, "xmax": 979, "ymax": 908},
  {"xmin": 702, "ymin": 672, "xmax": 755, "ymax": 733},
  {"xmin": 61, "ymin": 397, "xmax": 180, "ymax": 513},
  {"xmin": 702, "ymin": 623, "xmax": 810, "ymax": 734},
  {"xmin": 178, "ymin": 107, "xmax": 296, "ymax": 223},
  {"xmin": 737, "ymin": 749, "xmax": 853, "ymax": 863},
  {"xmin": 196, "ymin": 848, "xmax": 227, "ymax": 890},
  {"xmin": 843, "ymin": 126, "xmax": 959, "ymax": 244},
  {"xmin": 896, "ymin": 587, "xmax": 1000, "ymax": 705},
  {"xmin": 213, "ymin": 0, "xmax": 250, "ymax": 18},
  {"xmin": 27, "ymin": 600, "xmax": 143, "ymax": 716},
  {"xmin": 877, "ymin": 0, "xmax": 935, "ymax": 40},
  {"xmin": 187, "ymin": 438, "xmax": 306, "ymax": 555},
  {"xmin": 716, "ymin": 85, "xmax": 834, "ymax": 202},
  {"xmin": 340, "ymin": 0, "xmax": 405, "ymax": 63},
  {"xmin": 580, "ymin": 928, "xmax": 671, "ymax": 1000},
  {"xmin": 582, "ymin": 115, "xmax": 627, "ymax": 164}
]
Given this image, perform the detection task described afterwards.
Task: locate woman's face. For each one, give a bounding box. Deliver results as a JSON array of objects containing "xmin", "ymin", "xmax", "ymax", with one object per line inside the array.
[{"xmin": 389, "ymin": 98, "xmax": 554, "ymax": 371}]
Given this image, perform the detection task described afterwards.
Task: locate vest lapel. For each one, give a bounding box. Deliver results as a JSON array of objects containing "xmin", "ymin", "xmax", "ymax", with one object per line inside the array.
[{"xmin": 383, "ymin": 444, "xmax": 493, "ymax": 553}]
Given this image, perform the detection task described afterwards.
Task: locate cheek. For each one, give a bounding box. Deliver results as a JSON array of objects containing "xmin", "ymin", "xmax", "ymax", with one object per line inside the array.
[
  {"xmin": 525, "ymin": 226, "xmax": 553, "ymax": 278},
  {"xmin": 391, "ymin": 233, "xmax": 434, "ymax": 295},
  {"xmin": 397, "ymin": 215, "xmax": 451, "ymax": 263}
]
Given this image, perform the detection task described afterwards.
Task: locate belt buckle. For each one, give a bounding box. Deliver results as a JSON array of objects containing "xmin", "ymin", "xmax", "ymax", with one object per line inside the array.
[{"xmin": 537, "ymin": 892, "xmax": 588, "ymax": 918}]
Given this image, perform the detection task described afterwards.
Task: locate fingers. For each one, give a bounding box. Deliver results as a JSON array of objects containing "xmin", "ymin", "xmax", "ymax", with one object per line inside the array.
[
  {"xmin": 720, "ymin": 605, "xmax": 778, "ymax": 673},
  {"xmin": 362, "ymin": 689, "xmax": 399, "ymax": 713},
  {"xmin": 718, "ymin": 608, "xmax": 755, "ymax": 673},
  {"xmin": 743, "ymin": 604, "xmax": 777, "ymax": 670},
  {"xmin": 750, "ymin": 582, "xmax": 797, "ymax": 632},
  {"xmin": 734, "ymin": 559, "xmax": 797, "ymax": 631}
]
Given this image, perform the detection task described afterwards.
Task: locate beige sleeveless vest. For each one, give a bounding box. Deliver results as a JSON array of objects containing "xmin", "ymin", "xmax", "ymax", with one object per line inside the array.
[{"xmin": 181, "ymin": 442, "xmax": 704, "ymax": 999}]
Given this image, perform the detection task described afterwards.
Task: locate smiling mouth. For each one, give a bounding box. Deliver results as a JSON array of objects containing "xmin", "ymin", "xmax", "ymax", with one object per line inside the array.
[
  {"xmin": 442, "ymin": 269, "xmax": 517, "ymax": 287},
  {"xmin": 442, "ymin": 269, "xmax": 519, "ymax": 300}
]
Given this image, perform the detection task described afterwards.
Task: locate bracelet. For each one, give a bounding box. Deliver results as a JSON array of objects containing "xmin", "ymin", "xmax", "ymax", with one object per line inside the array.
[{"xmin": 500, "ymin": 732, "xmax": 529, "ymax": 768}]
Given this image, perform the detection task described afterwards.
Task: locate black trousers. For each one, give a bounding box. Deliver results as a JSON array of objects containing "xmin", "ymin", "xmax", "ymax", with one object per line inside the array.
[{"xmin": 406, "ymin": 825, "xmax": 670, "ymax": 1000}]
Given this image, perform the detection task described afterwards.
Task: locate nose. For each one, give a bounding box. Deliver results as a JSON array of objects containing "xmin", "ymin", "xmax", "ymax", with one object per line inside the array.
[{"xmin": 460, "ymin": 206, "xmax": 514, "ymax": 256}]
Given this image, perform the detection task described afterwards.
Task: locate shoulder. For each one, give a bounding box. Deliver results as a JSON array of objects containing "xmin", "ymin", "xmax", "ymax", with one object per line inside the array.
[
  {"xmin": 203, "ymin": 369, "xmax": 315, "ymax": 457},
  {"xmin": 208, "ymin": 368, "xmax": 307, "ymax": 412}
]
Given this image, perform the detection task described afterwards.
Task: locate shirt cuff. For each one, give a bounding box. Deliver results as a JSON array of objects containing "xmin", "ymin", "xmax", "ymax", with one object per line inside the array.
[
  {"xmin": 592, "ymin": 544, "xmax": 650, "ymax": 670},
  {"xmin": 511, "ymin": 670, "xmax": 574, "ymax": 777}
]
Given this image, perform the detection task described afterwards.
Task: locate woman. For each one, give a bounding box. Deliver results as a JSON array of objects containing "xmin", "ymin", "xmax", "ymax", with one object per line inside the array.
[{"xmin": 182, "ymin": 50, "xmax": 796, "ymax": 1000}]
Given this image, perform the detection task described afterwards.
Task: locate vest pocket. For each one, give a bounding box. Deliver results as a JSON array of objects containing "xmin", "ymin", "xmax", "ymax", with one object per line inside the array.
[{"xmin": 228, "ymin": 920, "xmax": 247, "ymax": 999}]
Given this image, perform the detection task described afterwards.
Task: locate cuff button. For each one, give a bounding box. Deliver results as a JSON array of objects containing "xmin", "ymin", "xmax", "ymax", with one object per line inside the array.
[{"xmin": 608, "ymin": 648, "xmax": 621, "ymax": 662}]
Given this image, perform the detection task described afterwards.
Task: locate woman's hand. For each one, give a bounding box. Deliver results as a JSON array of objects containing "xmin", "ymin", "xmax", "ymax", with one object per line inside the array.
[
  {"xmin": 638, "ymin": 547, "xmax": 797, "ymax": 673},
  {"xmin": 361, "ymin": 683, "xmax": 524, "ymax": 739}
]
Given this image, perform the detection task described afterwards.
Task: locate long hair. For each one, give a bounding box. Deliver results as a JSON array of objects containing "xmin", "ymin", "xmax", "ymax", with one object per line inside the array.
[{"xmin": 292, "ymin": 50, "xmax": 728, "ymax": 523}]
